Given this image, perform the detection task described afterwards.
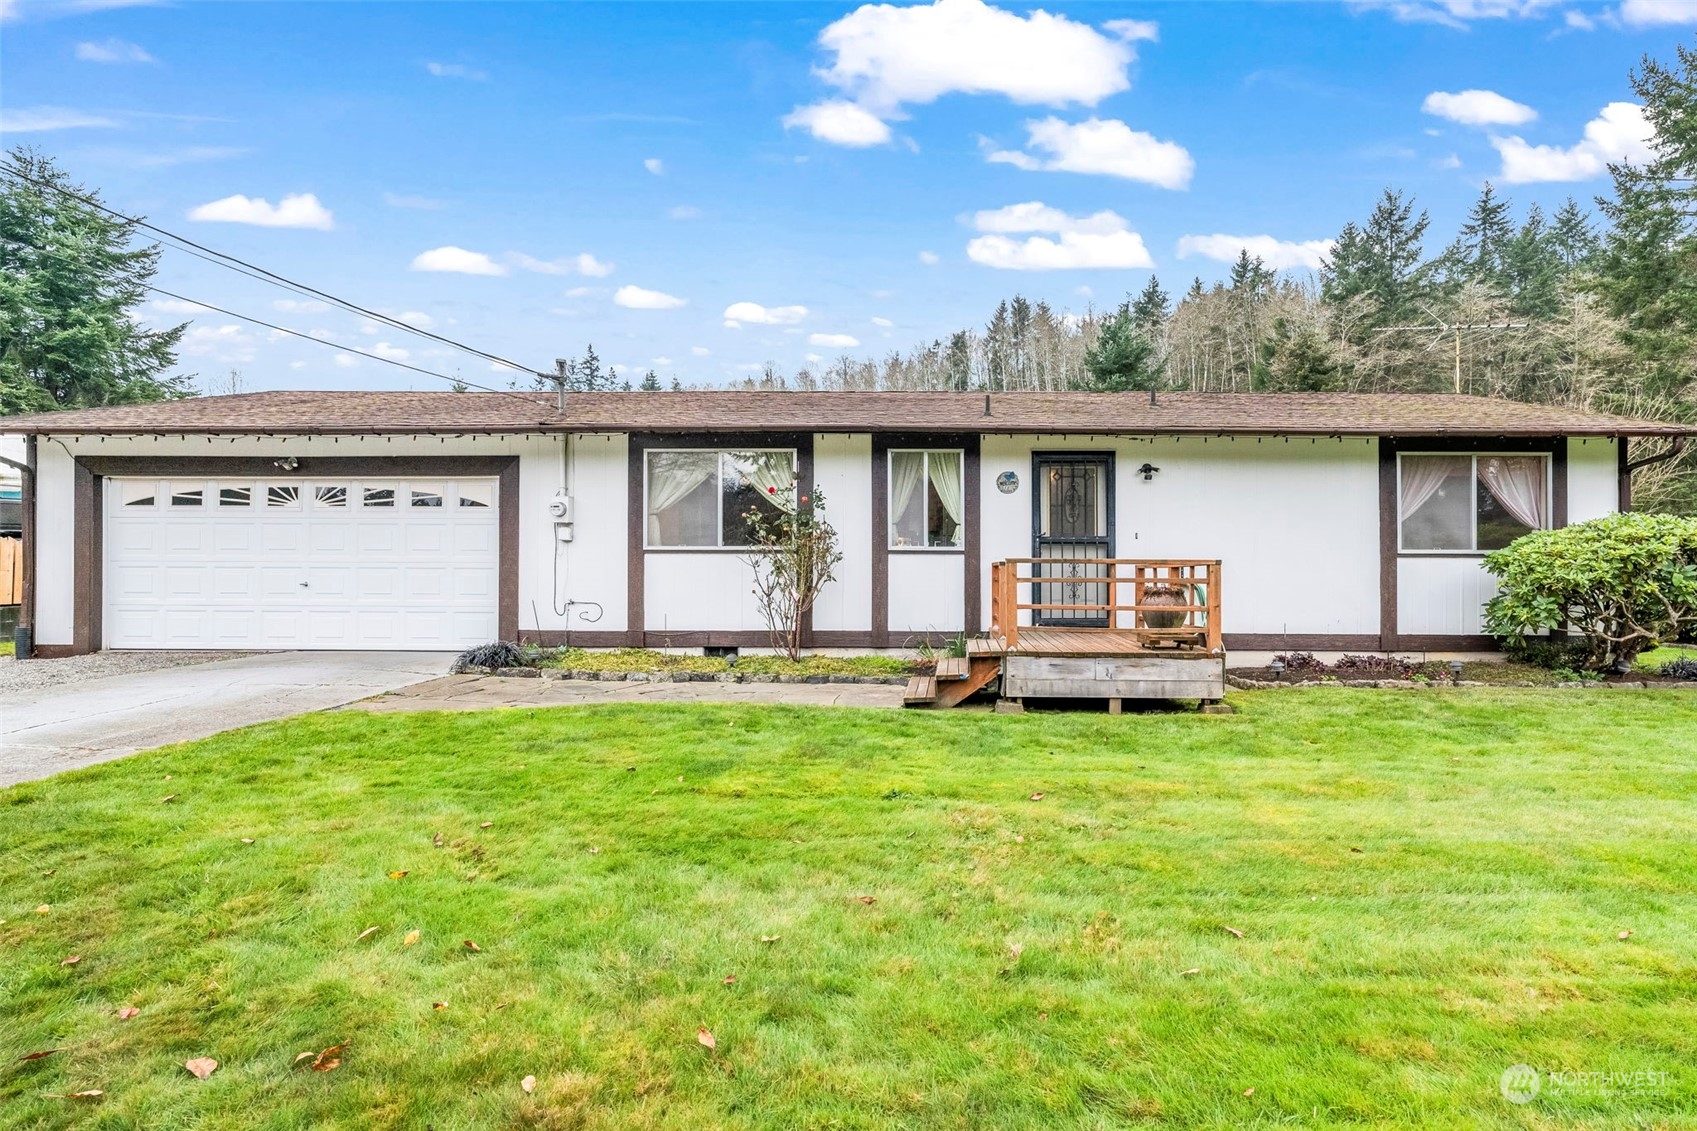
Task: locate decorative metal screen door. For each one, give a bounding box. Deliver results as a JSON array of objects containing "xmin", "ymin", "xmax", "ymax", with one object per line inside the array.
[{"xmin": 1031, "ymin": 453, "xmax": 1114, "ymax": 627}]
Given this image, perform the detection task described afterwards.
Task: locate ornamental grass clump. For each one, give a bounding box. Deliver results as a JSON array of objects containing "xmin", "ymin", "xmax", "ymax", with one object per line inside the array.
[{"xmin": 1483, "ymin": 512, "xmax": 1697, "ymax": 670}]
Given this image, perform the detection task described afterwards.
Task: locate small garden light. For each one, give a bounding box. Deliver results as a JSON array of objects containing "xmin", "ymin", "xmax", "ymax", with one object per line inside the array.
[
  {"xmin": 1448, "ymin": 659, "xmax": 1463, "ymax": 684},
  {"xmin": 1270, "ymin": 659, "xmax": 1285, "ymax": 681}
]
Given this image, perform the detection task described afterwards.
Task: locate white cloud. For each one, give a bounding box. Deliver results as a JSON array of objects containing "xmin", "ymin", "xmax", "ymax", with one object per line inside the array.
[
  {"xmin": 508, "ymin": 251, "xmax": 615, "ymax": 277},
  {"xmin": 148, "ymin": 298, "xmax": 208, "ymax": 315},
  {"xmin": 614, "ymin": 285, "xmax": 687, "ymax": 310},
  {"xmin": 723, "ymin": 301, "xmax": 809, "ymax": 328},
  {"xmin": 426, "ymin": 61, "xmax": 487, "ymax": 80},
  {"xmin": 1422, "ymin": 89, "xmax": 1536, "ymax": 126},
  {"xmin": 871, "ymin": 316, "xmax": 894, "ymax": 328},
  {"xmin": 188, "ymin": 192, "xmax": 334, "ymax": 230},
  {"xmin": 1437, "ymin": 152, "xmax": 1463, "ymax": 169},
  {"xmin": 1176, "ymin": 233, "xmax": 1336, "ymax": 270},
  {"xmin": 1350, "ymin": 0, "xmax": 1557, "ymax": 27},
  {"xmin": 814, "ymin": 0, "xmax": 1134, "ymax": 114},
  {"xmin": 1564, "ymin": 8, "xmax": 1596, "ymax": 28},
  {"xmin": 181, "ymin": 323, "xmax": 257, "ymax": 363},
  {"xmin": 668, "ymin": 205, "xmax": 702, "ymax": 219},
  {"xmin": 410, "ymin": 246, "xmax": 509, "ymax": 276},
  {"xmin": 564, "ymin": 286, "xmax": 596, "ymax": 297},
  {"xmin": 75, "ymin": 37, "xmax": 154, "ymax": 63},
  {"xmin": 986, "ymin": 116, "xmax": 1193, "ymax": 189},
  {"xmin": 1103, "ymin": 18, "xmax": 1159, "ymax": 40},
  {"xmin": 0, "ymin": 105, "xmax": 116, "ymax": 132},
  {"xmin": 333, "ymin": 352, "xmax": 358, "ymax": 369},
  {"xmin": 805, "ymin": 352, "xmax": 825, "ymax": 364},
  {"xmin": 965, "ymin": 201, "xmax": 1154, "ymax": 271},
  {"xmin": 644, "ymin": 157, "xmax": 664, "ymax": 175},
  {"xmin": 383, "ymin": 191, "xmax": 445, "ymax": 210},
  {"xmin": 371, "ymin": 342, "xmax": 411, "ymax": 361},
  {"xmin": 1619, "ymin": 0, "xmax": 1697, "ymax": 24},
  {"xmin": 272, "ymin": 298, "xmax": 330, "ymax": 313},
  {"xmin": 653, "ymin": 356, "xmax": 673, "ymax": 366},
  {"xmin": 691, "ymin": 346, "xmax": 711, "ymax": 356},
  {"xmin": 1492, "ymin": 101, "xmax": 1654, "ymax": 183},
  {"xmin": 783, "ymin": 100, "xmax": 892, "ymax": 147},
  {"xmin": 396, "ymin": 310, "xmax": 435, "ymax": 329},
  {"xmin": 810, "ymin": 332, "xmax": 860, "ymax": 348},
  {"xmin": 918, "ymin": 250, "xmax": 940, "ymax": 265}
]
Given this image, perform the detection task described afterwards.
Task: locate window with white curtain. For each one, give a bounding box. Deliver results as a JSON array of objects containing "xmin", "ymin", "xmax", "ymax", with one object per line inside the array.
[
  {"xmin": 1399, "ymin": 453, "xmax": 1549, "ymax": 552},
  {"xmin": 645, "ymin": 449, "xmax": 796, "ymax": 548},
  {"xmin": 890, "ymin": 449, "xmax": 963, "ymax": 549}
]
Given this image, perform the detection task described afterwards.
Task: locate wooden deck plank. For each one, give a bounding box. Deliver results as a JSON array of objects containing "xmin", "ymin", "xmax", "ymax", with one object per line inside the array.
[
  {"xmin": 903, "ymin": 675, "xmax": 937, "ymax": 705},
  {"xmin": 935, "ymin": 656, "xmax": 969, "ymax": 681}
]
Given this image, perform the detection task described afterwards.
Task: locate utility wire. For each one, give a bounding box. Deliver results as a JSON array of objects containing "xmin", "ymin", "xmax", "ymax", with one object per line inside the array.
[{"xmin": 0, "ymin": 158, "xmax": 551, "ymax": 382}]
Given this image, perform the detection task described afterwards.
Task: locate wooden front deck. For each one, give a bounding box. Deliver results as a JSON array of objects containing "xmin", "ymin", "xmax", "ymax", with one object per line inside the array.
[{"xmin": 906, "ymin": 558, "xmax": 1226, "ymax": 709}]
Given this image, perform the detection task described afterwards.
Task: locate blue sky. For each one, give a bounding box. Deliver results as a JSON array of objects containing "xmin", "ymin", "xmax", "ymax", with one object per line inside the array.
[{"xmin": 2, "ymin": 0, "xmax": 1694, "ymax": 393}]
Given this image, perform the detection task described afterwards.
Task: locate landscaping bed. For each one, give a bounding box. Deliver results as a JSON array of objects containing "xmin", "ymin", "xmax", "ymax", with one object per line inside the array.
[
  {"xmin": 1230, "ymin": 649, "xmax": 1697, "ymax": 689},
  {"xmin": 455, "ymin": 645, "xmax": 919, "ymax": 683}
]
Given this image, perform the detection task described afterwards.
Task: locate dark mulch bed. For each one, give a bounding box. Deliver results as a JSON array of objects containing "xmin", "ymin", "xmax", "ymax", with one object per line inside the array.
[{"xmin": 1229, "ymin": 659, "xmax": 1697, "ymax": 688}]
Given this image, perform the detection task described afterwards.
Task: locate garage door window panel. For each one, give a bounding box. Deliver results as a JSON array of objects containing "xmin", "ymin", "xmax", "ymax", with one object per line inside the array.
[
  {"xmin": 219, "ymin": 484, "xmax": 253, "ymax": 508},
  {"xmin": 267, "ymin": 485, "xmax": 301, "ymax": 508},
  {"xmin": 171, "ymin": 483, "xmax": 205, "ymax": 507}
]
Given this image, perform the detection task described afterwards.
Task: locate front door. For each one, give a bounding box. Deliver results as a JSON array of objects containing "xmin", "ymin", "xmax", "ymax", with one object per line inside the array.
[{"xmin": 1031, "ymin": 453, "xmax": 1114, "ymax": 627}]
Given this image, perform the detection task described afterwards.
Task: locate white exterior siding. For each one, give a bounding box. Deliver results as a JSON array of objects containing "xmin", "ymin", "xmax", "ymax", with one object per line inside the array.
[
  {"xmin": 34, "ymin": 439, "xmax": 76, "ymax": 647},
  {"xmin": 812, "ymin": 433, "xmax": 872, "ymax": 632},
  {"xmin": 979, "ymin": 435, "xmax": 1381, "ymax": 637},
  {"xmin": 645, "ymin": 553, "xmax": 766, "ymax": 633},
  {"xmin": 545, "ymin": 433, "xmax": 628, "ymax": 634},
  {"xmin": 1568, "ymin": 437, "xmax": 1619, "ymax": 523},
  {"xmin": 888, "ymin": 552, "xmax": 965, "ymax": 634}
]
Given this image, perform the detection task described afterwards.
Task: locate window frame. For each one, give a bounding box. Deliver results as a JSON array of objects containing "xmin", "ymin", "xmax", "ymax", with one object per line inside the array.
[
  {"xmin": 643, "ymin": 447, "xmax": 799, "ymax": 550},
  {"xmin": 888, "ymin": 448, "xmax": 966, "ymax": 552},
  {"xmin": 1396, "ymin": 451, "xmax": 1552, "ymax": 555}
]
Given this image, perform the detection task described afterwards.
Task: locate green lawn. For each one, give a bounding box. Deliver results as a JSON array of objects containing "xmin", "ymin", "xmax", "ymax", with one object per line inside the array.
[{"xmin": 4, "ymin": 694, "xmax": 1696, "ymax": 1129}]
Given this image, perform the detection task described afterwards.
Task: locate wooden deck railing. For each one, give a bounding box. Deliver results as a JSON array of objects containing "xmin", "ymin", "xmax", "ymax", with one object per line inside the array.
[{"xmin": 989, "ymin": 558, "xmax": 1221, "ymax": 653}]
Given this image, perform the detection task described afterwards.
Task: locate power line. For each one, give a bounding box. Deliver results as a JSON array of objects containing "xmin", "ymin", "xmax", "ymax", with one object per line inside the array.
[{"xmin": 0, "ymin": 158, "xmax": 551, "ymax": 382}]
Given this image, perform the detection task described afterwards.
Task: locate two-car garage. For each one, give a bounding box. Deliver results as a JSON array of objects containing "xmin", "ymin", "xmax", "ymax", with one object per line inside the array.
[{"xmin": 103, "ymin": 476, "xmax": 501, "ymax": 650}]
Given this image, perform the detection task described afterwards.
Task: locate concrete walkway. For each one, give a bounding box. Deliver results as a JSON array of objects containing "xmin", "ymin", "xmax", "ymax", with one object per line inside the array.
[
  {"xmin": 0, "ymin": 651, "xmax": 454, "ymax": 787},
  {"xmin": 348, "ymin": 673, "xmax": 907, "ymax": 714}
]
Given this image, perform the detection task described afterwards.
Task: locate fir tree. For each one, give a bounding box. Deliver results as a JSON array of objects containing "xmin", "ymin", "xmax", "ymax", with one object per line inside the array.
[
  {"xmin": 640, "ymin": 368, "xmax": 662, "ymax": 391},
  {"xmin": 1130, "ymin": 275, "xmax": 1170, "ymax": 332}
]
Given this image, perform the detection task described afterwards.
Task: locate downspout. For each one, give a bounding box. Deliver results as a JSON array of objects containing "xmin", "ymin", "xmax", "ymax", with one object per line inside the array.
[{"xmin": 1620, "ymin": 435, "xmax": 1688, "ymax": 512}]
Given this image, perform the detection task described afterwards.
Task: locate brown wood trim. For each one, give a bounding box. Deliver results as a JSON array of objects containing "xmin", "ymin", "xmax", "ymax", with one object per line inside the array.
[
  {"xmin": 1618, "ymin": 436, "xmax": 1632, "ymax": 513},
  {"xmin": 963, "ymin": 435, "xmax": 982, "ymax": 634},
  {"xmin": 77, "ymin": 456, "xmax": 521, "ymax": 478},
  {"xmin": 498, "ymin": 458, "xmax": 520, "ymax": 642},
  {"xmin": 1391, "ymin": 634, "xmax": 1499, "ymax": 652},
  {"xmin": 1225, "ymin": 634, "xmax": 1388, "ymax": 651},
  {"xmin": 1552, "ymin": 439, "xmax": 1568, "ymax": 529},
  {"xmin": 66, "ymin": 454, "xmax": 520, "ymax": 656},
  {"xmin": 519, "ymin": 628, "xmax": 954, "ymax": 650},
  {"xmin": 1378, "ymin": 438, "xmax": 1398, "ymax": 652},
  {"xmin": 32, "ymin": 644, "xmax": 78, "ymax": 658},
  {"xmin": 72, "ymin": 461, "xmax": 100, "ymax": 654},
  {"xmin": 627, "ymin": 433, "xmax": 815, "ymax": 644},
  {"xmin": 870, "ymin": 435, "xmax": 890, "ymax": 647}
]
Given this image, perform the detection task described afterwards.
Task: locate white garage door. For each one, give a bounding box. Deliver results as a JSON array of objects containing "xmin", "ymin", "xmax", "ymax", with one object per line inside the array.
[{"xmin": 104, "ymin": 477, "xmax": 500, "ymax": 650}]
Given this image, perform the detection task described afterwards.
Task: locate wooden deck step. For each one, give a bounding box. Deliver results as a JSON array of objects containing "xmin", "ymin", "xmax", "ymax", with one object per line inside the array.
[
  {"xmin": 967, "ymin": 635, "xmax": 1006, "ymax": 657},
  {"xmin": 935, "ymin": 656, "xmax": 969, "ymax": 681},
  {"xmin": 903, "ymin": 675, "xmax": 937, "ymax": 705}
]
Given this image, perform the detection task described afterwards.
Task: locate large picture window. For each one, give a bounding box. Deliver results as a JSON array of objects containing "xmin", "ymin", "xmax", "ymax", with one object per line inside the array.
[
  {"xmin": 1399, "ymin": 453, "xmax": 1549, "ymax": 552},
  {"xmin": 890, "ymin": 449, "xmax": 963, "ymax": 549},
  {"xmin": 646, "ymin": 449, "xmax": 796, "ymax": 548}
]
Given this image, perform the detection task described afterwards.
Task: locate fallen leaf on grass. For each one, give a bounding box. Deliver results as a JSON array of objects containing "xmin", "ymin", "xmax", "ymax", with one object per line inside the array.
[
  {"xmin": 1349, "ymin": 847, "xmax": 1362, "ymax": 854},
  {"xmin": 1180, "ymin": 968, "xmax": 1200, "ymax": 977},
  {"xmin": 1243, "ymin": 1087, "xmax": 1255, "ymax": 1097},
  {"xmin": 521, "ymin": 1075, "xmax": 536, "ymax": 1093},
  {"xmin": 696, "ymin": 1027, "xmax": 716, "ymax": 1051},
  {"xmin": 310, "ymin": 1044, "xmax": 346, "ymax": 1072},
  {"xmin": 183, "ymin": 1058, "xmax": 218, "ymax": 1080},
  {"xmin": 35, "ymin": 904, "xmax": 51, "ymax": 915},
  {"xmin": 589, "ymin": 846, "xmax": 601, "ymax": 855},
  {"xmin": 1222, "ymin": 925, "xmax": 1245, "ymax": 938},
  {"xmin": 42, "ymin": 869, "xmax": 55, "ymax": 876},
  {"xmin": 161, "ymin": 795, "xmax": 178, "ymax": 804},
  {"xmin": 403, "ymin": 930, "xmax": 421, "ymax": 947},
  {"xmin": 118, "ymin": 1007, "xmax": 139, "ymax": 1020},
  {"xmin": 857, "ymin": 896, "xmax": 876, "ymax": 905},
  {"xmin": 60, "ymin": 955, "xmax": 81, "ymax": 967},
  {"xmin": 66, "ymin": 1090, "xmax": 103, "ymax": 1100},
  {"xmin": 355, "ymin": 926, "xmax": 379, "ymax": 943},
  {"xmin": 240, "ymin": 838, "xmax": 255, "ymax": 845},
  {"xmin": 292, "ymin": 1052, "xmax": 315, "ymax": 1067},
  {"xmin": 1014, "ymin": 835, "xmax": 1025, "ymax": 843},
  {"xmin": 480, "ymin": 822, "xmax": 493, "ymax": 829},
  {"xmin": 433, "ymin": 832, "xmax": 444, "ymax": 848},
  {"xmin": 1029, "ymin": 792, "xmax": 1045, "ymax": 801},
  {"xmin": 388, "ymin": 871, "xmax": 408, "ymax": 880},
  {"xmin": 18, "ymin": 1049, "xmax": 62, "ymax": 1062},
  {"xmin": 759, "ymin": 935, "xmax": 780, "ymax": 944},
  {"xmin": 432, "ymin": 1001, "xmax": 449, "ymax": 1011},
  {"xmin": 723, "ymin": 974, "xmax": 737, "ymax": 985},
  {"xmin": 463, "ymin": 940, "xmax": 482, "ymax": 953},
  {"xmin": 1619, "ymin": 929, "xmax": 1634, "ymax": 940}
]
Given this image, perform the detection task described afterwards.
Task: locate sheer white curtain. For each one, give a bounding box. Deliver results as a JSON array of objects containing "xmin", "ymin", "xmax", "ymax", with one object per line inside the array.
[
  {"xmin": 646, "ymin": 451, "xmax": 716, "ymax": 543},
  {"xmin": 889, "ymin": 451, "xmax": 926, "ymax": 545},
  {"xmin": 1478, "ymin": 457, "xmax": 1547, "ymax": 529},
  {"xmin": 737, "ymin": 451, "xmax": 797, "ymax": 514},
  {"xmin": 927, "ymin": 450, "xmax": 963, "ymax": 544},
  {"xmin": 1399, "ymin": 455, "xmax": 1469, "ymax": 522}
]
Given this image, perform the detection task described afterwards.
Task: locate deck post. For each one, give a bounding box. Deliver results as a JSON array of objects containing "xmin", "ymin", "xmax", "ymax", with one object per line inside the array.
[{"xmin": 1206, "ymin": 561, "xmax": 1222, "ymax": 654}]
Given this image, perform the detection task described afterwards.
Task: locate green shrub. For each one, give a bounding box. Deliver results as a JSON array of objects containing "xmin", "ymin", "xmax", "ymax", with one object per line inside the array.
[{"xmin": 1483, "ymin": 512, "xmax": 1697, "ymax": 670}]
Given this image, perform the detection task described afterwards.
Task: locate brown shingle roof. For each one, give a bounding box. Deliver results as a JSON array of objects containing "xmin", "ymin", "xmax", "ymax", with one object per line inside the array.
[{"xmin": 3, "ymin": 389, "xmax": 1690, "ymax": 437}]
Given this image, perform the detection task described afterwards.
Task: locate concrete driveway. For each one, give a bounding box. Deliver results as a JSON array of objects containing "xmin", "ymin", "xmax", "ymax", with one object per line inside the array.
[{"xmin": 0, "ymin": 651, "xmax": 454, "ymax": 787}]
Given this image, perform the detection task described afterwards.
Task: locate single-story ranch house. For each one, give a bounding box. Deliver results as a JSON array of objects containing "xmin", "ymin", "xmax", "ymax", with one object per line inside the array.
[{"xmin": 4, "ymin": 390, "xmax": 1691, "ymax": 659}]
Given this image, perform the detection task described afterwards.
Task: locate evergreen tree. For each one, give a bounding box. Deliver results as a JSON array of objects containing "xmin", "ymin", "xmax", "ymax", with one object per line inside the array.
[
  {"xmin": 0, "ymin": 148, "xmax": 189, "ymax": 414},
  {"xmin": 1549, "ymin": 197, "xmax": 1601, "ymax": 272},
  {"xmin": 1081, "ymin": 306, "xmax": 1160, "ymax": 392},
  {"xmin": 640, "ymin": 368, "xmax": 662, "ymax": 391},
  {"xmin": 1501, "ymin": 203, "xmax": 1563, "ymax": 319},
  {"xmin": 1456, "ymin": 182, "xmax": 1515, "ymax": 287},
  {"xmin": 1321, "ymin": 189, "xmax": 1435, "ymax": 327},
  {"xmin": 669, "ymin": 376, "xmax": 683, "ymax": 391},
  {"xmin": 1258, "ymin": 320, "xmax": 1341, "ymax": 392},
  {"xmin": 1130, "ymin": 275, "xmax": 1170, "ymax": 332}
]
